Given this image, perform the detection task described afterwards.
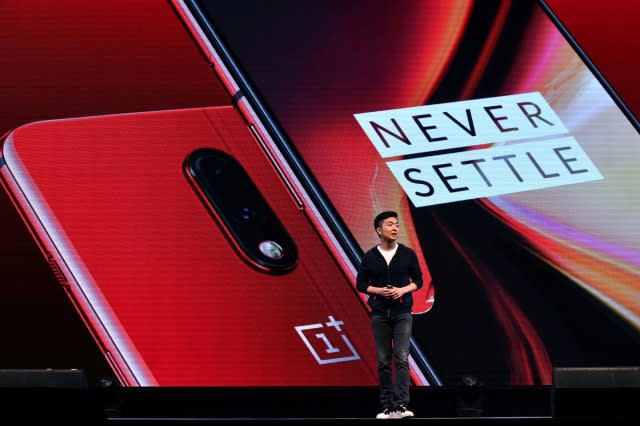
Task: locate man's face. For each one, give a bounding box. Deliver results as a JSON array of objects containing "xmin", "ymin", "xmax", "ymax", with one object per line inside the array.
[{"xmin": 378, "ymin": 217, "xmax": 399, "ymax": 242}]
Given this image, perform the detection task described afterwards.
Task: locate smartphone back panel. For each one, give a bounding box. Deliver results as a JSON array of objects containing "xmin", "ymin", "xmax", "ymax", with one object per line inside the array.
[{"xmin": 0, "ymin": 106, "xmax": 378, "ymax": 386}]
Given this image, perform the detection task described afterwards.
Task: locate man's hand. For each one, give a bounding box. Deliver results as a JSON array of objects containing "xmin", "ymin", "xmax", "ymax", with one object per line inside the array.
[
  {"xmin": 383, "ymin": 282, "xmax": 418, "ymax": 299},
  {"xmin": 383, "ymin": 285, "xmax": 403, "ymax": 299}
]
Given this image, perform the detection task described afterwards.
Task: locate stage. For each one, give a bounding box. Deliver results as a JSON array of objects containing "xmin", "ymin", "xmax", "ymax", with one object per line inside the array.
[{"xmin": 1, "ymin": 382, "xmax": 637, "ymax": 424}]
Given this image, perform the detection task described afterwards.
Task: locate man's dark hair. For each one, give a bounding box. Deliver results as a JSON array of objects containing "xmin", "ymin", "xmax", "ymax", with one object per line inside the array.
[{"xmin": 374, "ymin": 211, "xmax": 398, "ymax": 231}]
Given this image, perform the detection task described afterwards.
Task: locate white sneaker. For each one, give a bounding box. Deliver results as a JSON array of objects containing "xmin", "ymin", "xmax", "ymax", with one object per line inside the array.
[
  {"xmin": 394, "ymin": 405, "xmax": 414, "ymax": 418},
  {"xmin": 376, "ymin": 408, "xmax": 395, "ymax": 419}
]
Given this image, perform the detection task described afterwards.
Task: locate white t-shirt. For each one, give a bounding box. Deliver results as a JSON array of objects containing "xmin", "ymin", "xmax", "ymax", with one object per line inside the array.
[{"xmin": 377, "ymin": 243, "xmax": 398, "ymax": 266}]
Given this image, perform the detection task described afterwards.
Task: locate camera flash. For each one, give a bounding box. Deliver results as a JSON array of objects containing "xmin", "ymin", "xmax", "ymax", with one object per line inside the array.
[{"xmin": 259, "ymin": 240, "xmax": 284, "ymax": 259}]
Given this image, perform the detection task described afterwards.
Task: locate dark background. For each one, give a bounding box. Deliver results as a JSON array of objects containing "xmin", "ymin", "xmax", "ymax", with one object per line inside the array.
[{"xmin": 0, "ymin": 0, "xmax": 637, "ymax": 385}]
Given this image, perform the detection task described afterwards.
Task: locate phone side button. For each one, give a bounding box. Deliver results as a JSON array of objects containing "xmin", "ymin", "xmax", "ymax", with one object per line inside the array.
[
  {"xmin": 46, "ymin": 254, "xmax": 68, "ymax": 288},
  {"xmin": 247, "ymin": 123, "xmax": 304, "ymax": 209}
]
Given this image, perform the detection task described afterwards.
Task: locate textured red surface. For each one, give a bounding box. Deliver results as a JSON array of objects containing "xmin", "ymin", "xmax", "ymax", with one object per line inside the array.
[{"xmin": 2, "ymin": 106, "xmax": 379, "ymax": 386}]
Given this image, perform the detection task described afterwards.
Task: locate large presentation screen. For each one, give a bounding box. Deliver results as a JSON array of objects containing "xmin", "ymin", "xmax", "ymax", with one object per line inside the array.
[{"xmin": 193, "ymin": 0, "xmax": 640, "ymax": 385}]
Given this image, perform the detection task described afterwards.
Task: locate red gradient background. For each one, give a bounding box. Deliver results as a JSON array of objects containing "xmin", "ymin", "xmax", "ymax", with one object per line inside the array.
[{"xmin": 0, "ymin": 0, "xmax": 637, "ymax": 383}]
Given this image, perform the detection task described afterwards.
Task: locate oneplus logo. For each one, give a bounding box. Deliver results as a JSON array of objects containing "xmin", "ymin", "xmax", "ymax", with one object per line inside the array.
[{"xmin": 295, "ymin": 315, "xmax": 361, "ymax": 365}]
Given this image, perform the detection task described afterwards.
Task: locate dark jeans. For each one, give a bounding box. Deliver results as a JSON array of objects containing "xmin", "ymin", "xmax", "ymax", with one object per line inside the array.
[{"xmin": 371, "ymin": 312, "xmax": 413, "ymax": 410}]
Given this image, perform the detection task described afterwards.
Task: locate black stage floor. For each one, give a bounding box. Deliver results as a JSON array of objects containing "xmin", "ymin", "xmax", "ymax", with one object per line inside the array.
[{"xmin": 1, "ymin": 385, "xmax": 638, "ymax": 424}]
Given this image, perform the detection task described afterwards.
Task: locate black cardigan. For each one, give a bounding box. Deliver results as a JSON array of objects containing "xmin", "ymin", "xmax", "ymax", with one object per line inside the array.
[{"xmin": 356, "ymin": 243, "xmax": 423, "ymax": 315}]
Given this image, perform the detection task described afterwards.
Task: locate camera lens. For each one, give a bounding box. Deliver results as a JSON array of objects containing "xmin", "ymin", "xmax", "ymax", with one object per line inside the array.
[
  {"xmin": 240, "ymin": 207, "xmax": 254, "ymax": 222},
  {"xmin": 186, "ymin": 148, "xmax": 298, "ymax": 273},
  {"xmin": 259, "ymin": 240, "xmax": 284, "ymax": 260}
]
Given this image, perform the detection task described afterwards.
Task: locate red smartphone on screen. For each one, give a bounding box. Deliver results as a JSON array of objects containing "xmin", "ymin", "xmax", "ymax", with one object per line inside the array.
[
  {"xmin": 0, "ymin": 106, "xmax": 381, "ymax": 386},
  {"xmin": 170, "ymin": 0, "xmax": 640, "ymax": 386}
]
